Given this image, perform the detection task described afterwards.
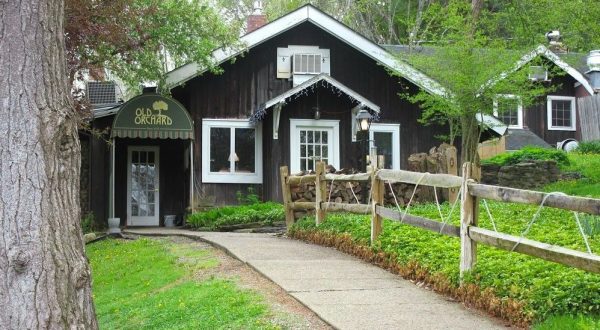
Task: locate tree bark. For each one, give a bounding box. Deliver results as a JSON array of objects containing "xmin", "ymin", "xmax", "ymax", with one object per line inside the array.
[
  {"xmin": 0, "ymin": 0, "xmax": 98, "ymax": 329},
  {"xmin": 460, "ymin": 112, "xmax": 481, "ymax": 166}
]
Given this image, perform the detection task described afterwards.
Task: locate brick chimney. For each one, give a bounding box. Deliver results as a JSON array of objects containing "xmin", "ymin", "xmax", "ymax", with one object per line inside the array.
[{"xmin": 247, "ymin": 1, "xmax": 267, "ymax": 33}]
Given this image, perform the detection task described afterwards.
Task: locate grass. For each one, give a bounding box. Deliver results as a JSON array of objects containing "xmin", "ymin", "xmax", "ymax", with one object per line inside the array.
[
  {"xmin": 87, "ymin": 238, "xmax": 278, "ymax": 329},
  {"xmin": 544, "ymin": 153, "xmax": 600, "ymax": 198},
  {"xmin": 533, "ymin": 314, "xmax": 600, "ymax": 330}
]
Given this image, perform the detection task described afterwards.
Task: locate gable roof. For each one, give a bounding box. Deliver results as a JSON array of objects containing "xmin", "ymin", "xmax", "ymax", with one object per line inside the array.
[
  {"xmin": 385, "ymin": 44, "xmax": 596, "ymax": 95},
  {"xmin": 489, "ymin": 45, "xmax": 595, "ymax": 95},
  {"xmin": 166, "ymin": 5, "xmax": 447, "ymax": 96},
  {"xmin": 250, "ymin": 73, "xmax": 380, "ymax": 123}
]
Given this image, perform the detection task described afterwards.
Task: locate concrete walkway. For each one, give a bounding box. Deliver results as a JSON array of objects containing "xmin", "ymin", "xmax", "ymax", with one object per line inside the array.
[{"xmin": 124, "ymin": 228, "xmax": 507, "ymax": 330}]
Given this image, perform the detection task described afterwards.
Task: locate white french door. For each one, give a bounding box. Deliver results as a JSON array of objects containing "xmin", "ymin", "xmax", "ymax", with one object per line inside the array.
[
  {"xmin": 127, "ymin": 146, "xmax": 160, "ymax": 226},
  {"xmin": 290, "ymin": 119, "xmax": 339, "ymax": 173}
]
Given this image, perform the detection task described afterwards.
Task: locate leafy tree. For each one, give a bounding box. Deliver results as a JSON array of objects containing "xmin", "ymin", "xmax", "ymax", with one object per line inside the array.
[
  {"xmin": 66, "ymin": 0, "xmax": 240, "ymax": 92},
  {"xmin": 398, "ymin": 0, "xmax": 553, "ymax": 164},
  {"xmin": 1, "ymin": 0, "xmax": 237, "ymax": 327},
  {"xmin": 483, "ymin": 0, "xmax": 600, "ymax": 52}
]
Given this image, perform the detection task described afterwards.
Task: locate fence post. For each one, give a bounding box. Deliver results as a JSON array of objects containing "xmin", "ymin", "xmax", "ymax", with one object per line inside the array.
[
  {"xmin": 279, "ymin": 166, "xmax": 295, "ymax": 228},
  {"xmin": 315, "ymin": 161, "xmax": 327, "ymax": 226},
  {"xmin": 370, "ymin": 157, "xmax": 384, "ymax": 244},
  {"xmin": 446, "ymin": 146, "xmax": 458, "ymax": 203},
  {"xmin": 460, "ymin": 162, "xmax": 478, "ymax": 281}
]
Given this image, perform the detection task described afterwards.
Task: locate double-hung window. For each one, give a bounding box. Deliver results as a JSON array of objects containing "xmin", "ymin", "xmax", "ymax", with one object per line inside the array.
[
  {"xmin": 201, "ymin": 119, "xmax": 262, "ymax": 184},
  {"xmin": 547, "ymin": 96, "xmax": 576, "ymax": 131},
  {"xmin": 369, "ymin": 124, "xmax": 400, "ymax": 170},
  {"xmin": 290, "ymin": 119, "xmax": 339, "ymax": 173},
  {"xmin": 493, "ymin": 94, "xmax": 523, "ymax": 129}
]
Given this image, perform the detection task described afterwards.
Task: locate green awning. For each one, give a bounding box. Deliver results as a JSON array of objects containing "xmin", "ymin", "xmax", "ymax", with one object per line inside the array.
[{"xmin": 111, "ymin": 94, "xmax": 194, "ymax": 139}]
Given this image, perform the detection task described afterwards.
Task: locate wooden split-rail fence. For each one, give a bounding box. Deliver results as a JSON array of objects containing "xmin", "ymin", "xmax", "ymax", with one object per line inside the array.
[{"xmin": 279, "ymin": 160, "xmax": 600, "ymax": 279}]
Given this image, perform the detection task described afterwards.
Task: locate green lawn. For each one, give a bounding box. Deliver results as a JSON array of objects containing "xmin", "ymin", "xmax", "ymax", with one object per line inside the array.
[
  {"xmin": 543, "ymin": 153, "xmax": 600, "ymax": 198},
  {"xmin": 87, "ymin": 238, "xmax": 278, "ymax": 329}
]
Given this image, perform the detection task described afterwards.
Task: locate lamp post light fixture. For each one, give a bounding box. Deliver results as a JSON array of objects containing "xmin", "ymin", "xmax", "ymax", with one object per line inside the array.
[
  {"xmin": 354, "ymin": 108, "xmax": 373, "ymax": 172},
  {"xmin": 355, "ymin": 108, "xmax": 372, "ymax": 132}
]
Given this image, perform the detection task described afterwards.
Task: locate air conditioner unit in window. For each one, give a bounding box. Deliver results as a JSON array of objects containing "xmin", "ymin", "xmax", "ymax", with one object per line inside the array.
[
  {"xmin": 293, "ymin": 54, "xmax": 322, "ymax": 75},
  {"xmin": 528, "ymin": 65, "xmax": 549, "ymax": 81},
  {"xmin": 87, "ymin": 81, "xmax": 117, "ymax": 105}
]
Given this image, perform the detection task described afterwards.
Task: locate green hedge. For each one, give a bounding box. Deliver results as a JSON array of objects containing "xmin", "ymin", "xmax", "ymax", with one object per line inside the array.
[
  {"xmin": 482, "ymin": 146, "xmax": 569, "ymax": 167},
  {"xmin": 186, "ymin": 202, "xmax": 284, "ymax": 230},
  {"xmin": 291, "ymin": 201, "xmax": 600, "ymax": 323}
]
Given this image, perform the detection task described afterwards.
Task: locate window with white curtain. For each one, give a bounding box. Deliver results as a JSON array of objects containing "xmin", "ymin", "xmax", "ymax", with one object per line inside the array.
[{"xmin": 201, "ymin": 119, "xmax": 262, "ymax": 183}]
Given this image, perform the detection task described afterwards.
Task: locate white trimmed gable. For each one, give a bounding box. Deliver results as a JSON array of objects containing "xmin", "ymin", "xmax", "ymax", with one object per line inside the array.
[
  {"xmin": 166, "ymin": 5, "xmax": 447, "ymax": 96},
  {"xmin": 487, "ymin": 45, "xmax": 595, "ymax": 95}
]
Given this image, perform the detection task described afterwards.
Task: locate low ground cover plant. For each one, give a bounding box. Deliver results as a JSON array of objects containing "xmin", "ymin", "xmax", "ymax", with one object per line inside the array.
[
  {"xmin": 290, "ymin": 201, "xmax": 600, "ymax": 326},
  {"xmin": 482, "ymin": 146, "xmax": 569, "ymax": 167},
  {"xmin": 87, "ymin": 238, "xmax": 277, "ymax": 329},
  {"xmin": 186, "ymin": 202, "xmax": 284, "ymax": 230}
]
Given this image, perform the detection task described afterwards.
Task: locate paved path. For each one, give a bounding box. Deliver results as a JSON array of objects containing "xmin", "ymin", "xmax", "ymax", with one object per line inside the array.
[{"xmin": 124, "ymin": 228, "xmax": 506, "ymax": 330}]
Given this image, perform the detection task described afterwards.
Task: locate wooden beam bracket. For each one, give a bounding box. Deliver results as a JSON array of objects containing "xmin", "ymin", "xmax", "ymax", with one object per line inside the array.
[{"xmin": 272, "ymin": 103, "xmax": 282, "ymax": 140}]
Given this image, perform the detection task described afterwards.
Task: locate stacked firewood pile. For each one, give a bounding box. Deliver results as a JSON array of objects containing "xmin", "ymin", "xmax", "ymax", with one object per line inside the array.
[
  {"xmin": 290, "ymin": 168, "xmax": 367, "ymax": 204},
  {"xmin": 289, "ymin": 143, "xmax": 457, "ymax": 208},
  {"xmin": 289, "ymin": 177, "xmax": 436, "ymax": 207}
]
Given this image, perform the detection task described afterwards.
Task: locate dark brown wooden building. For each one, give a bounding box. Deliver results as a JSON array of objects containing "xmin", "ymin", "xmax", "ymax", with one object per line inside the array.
[
  {"xmin": 491, "ymin": 45, "xmax": 597, "ymax": 150},
  {"xmin": 168, "ymin": 5, "xmax": 451, "ymax": 204},
  {"xmin": 84, "ymin": 4, "xmax": 449, "ymax": 227},
  {"xmin": 89, "ymin": 6, "xmax": 600, "ymax": 228}
]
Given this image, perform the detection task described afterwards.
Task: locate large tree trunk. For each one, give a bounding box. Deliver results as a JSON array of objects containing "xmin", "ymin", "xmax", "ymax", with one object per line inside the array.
[{"xmin": 0, "ymin": 0, "xmax": 98, "ymax": 328}]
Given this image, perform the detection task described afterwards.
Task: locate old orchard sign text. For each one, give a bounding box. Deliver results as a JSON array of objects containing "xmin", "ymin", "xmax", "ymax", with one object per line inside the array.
[{"xmin": 134, "ymin": 100, "xmax": 173, "ymax": 126}]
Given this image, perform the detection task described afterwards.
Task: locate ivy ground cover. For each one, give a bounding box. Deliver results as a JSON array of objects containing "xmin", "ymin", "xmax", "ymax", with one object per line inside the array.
[{"xmin": 290, "ymin": 201, "xmax": 600, "ymax": 326}]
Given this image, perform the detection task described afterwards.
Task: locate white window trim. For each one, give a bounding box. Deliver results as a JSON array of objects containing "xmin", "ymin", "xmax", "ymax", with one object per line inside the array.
[
  {"xmin": 290, "ymin": 119, "xmax": 340, "ymax": 173},
  {"xmin": 369, "ymin": 123, "xmax": 401, "ymax": 170},
  {"xmin": 547, "ymin": 95, "xmax": 576, "ymax": 131},
  {"xmin": 201, "ymin": 119, "xmax": 263, "ymax": 184},
  {"xmin": 493, "ymin": 94, "xmax": 523, "ymax": 129}
]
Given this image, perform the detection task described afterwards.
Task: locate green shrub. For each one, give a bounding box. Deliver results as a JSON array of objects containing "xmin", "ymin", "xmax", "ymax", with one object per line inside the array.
[
  {"xmin": 81, "ymin": 212, "xmax": 96, "ymax": 234},
  {"xmin": 186, "ymin": 202, "xmax": 284, "ymax": 230},
  {"xmin": 577, "ymin": 140, "xmax": 600, "ymax": 155},
  {"xmin": 483, "ymin": 146, "xmax": 569, "ymax": 167},
  {"xmin": 236, "ymin": 187, "xmax": 261, "ymax": 205}
]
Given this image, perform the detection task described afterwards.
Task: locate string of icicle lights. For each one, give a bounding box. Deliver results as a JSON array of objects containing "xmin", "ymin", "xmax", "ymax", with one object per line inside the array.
[{"xmin": 249, "ymin": 79, "xmax": 379, "ymax": 124}]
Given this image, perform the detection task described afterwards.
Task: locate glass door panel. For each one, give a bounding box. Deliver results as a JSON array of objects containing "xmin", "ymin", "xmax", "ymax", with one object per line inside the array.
[{"xmin": 127, "ymin": 147, "xmax": 159, "ymax": 226}]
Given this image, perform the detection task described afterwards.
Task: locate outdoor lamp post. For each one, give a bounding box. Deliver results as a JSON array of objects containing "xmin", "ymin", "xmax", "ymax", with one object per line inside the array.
[{"xmin": 355, "ymin": 108, "xmax": 373, "ymax": 171}]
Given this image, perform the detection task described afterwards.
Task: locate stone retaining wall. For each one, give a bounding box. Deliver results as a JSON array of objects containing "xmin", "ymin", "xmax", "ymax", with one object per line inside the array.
[{"xmin": 481, "ymin": 160, "xmax": 560, "ymax": 189}]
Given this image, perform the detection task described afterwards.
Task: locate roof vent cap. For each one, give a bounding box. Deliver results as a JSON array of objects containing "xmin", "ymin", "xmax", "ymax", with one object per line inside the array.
[
  {"xmin": 545, "ymin": 30, "xmax": 561, "ymax": 43},
  {"xmin": 253, "ymin": 1, "xmax": 264, "ymax": 15},
  {"xmin": 586, "ymin": 50, "xmax": 600, "ymax": 72}
]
